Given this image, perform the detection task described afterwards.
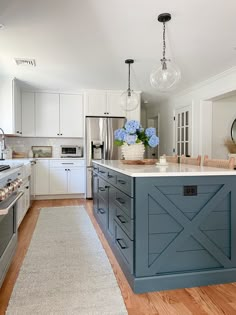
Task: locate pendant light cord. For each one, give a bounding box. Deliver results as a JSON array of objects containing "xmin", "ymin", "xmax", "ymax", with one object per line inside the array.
[
  {"xmin": 162, "ymin": 22, "xmax": 166, "ymax": 61},
  {"xmin": 128, "ymin": 63, "xmax": 131, "ymax": 96}
]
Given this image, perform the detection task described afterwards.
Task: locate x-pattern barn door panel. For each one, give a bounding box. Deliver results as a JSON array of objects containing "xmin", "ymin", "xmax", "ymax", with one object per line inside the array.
[{"xmin": 135, "ymin": 176, "xmax": 236, "ymax": 277}]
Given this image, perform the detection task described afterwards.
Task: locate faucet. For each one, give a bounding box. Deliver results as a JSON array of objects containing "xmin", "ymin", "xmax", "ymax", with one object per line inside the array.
[{"xmin": 0, "ymin": 128, "xmax": 6, "ymax": 160}]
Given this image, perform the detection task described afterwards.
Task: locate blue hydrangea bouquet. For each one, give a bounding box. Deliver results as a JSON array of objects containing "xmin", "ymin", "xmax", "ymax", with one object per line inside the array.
[{"xmin": 114, "ymin": 120, "xmax": 159, "ymax": 148}]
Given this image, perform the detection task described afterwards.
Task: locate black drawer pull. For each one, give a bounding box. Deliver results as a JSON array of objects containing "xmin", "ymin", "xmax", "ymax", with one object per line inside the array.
[
  {"xmin": 107, "ymin": 174, "xmax": 113, "ymax": 178},
  {"xmin": 99, "ymin": 187, "xmax": 106, "ymax": 191},
  {"xmin": 99, "ymin": 170, "xmax": 106, "ymax": 174},
  {"xmin": 116, "ymin": 238, "xmax": 127, "ymax": 249},
  {"xmin": 116, "ymin": 197, "xmax": 125, "ymax": 205},
  {"xmin": 98, "ymin": 208, "xmax": 105, "ymax": 214},
  {"xmin": 93, "ymin": 167, "xmax": 98, "ymax": 171},
  {"xmin": 117, "ymin": 179, "xmax": 126, "ymax": 185},
  {"xmin": 93, "ymin": 174, "xmax": 98, "ymax": 177},
  {"xmin": 116, "ymin": 215, "xmax": 126, "ymax": 224}
]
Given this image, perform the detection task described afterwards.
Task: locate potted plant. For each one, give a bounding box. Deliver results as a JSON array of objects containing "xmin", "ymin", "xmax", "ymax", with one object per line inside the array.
[{"xmin": 114, "ymin": 120, "xmax": 159, "ymax": 160}]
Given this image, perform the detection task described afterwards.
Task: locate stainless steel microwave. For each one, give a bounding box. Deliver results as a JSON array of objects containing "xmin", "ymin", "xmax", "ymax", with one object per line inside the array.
[{"xmin": 61, "ymin": 145, "xmax": 83, "ymax": 158}]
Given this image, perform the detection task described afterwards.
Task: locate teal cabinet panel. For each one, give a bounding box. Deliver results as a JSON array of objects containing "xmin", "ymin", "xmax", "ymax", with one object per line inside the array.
[{"xmin": 135, "ymin": 176, "xmax": 236, "ymax": 278}]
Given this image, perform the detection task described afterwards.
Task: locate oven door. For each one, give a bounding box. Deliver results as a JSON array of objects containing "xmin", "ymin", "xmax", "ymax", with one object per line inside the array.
[{"xmin": 0, "ymin": 191, "xmax": 24, "ymax": 288}]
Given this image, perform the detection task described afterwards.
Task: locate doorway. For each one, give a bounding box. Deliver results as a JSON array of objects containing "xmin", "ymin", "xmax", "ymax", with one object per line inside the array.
[{"xmin": 146, "ymin": 115, "xmax": 160, "ymax": 159}]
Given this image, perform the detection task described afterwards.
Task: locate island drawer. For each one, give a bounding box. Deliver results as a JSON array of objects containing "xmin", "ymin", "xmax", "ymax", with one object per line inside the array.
[
  {"xmin": 96, "ymin": 196, "xmax": 108, "ymax": 230},
  {"xmin": 97, "ymin": 177, "xmax": 109, "ymax": 201},
  {"xmin": 97, "ymin": 165, "xmax": 108, "ymax": 178},
  {"xmin": 92, "ymin": 164, "xmax": 99, "ymax": 174},
  {"xmin": 115, "ymin": 173, "xmax": 133, "ymax": 197},
  {"xmin": 106, "ymin": 169, "xmax": 117, "ymax": 185},
  {"xmin": 115, "ymin": 207, "xmax": 134, "ymax": 240},
  {"xmin": 114, "ymin": 222, "xmax": 133, "ymax": 274},
  {"xmin": 114, "ymin": 189, "xmax": 134, "ymax": 219}
]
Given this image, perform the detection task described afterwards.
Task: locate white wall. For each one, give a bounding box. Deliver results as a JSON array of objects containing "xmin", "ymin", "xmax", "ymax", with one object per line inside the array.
[
  {"xmin": 147, "ymin": 67, "xmax": 236, "ymax": 157},
  {"xmin": 212, "ymin": 94, "xmax": 236, "ymax": 159}
]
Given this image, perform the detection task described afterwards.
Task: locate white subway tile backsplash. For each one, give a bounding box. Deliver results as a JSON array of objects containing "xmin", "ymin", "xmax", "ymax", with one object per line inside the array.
[{"xmin": 5, "ymin": 137, "xmax": 84, "ymax": 158}]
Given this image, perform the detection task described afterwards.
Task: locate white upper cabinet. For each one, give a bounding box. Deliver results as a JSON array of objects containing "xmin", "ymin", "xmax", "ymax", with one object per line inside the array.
[
  {"xmin": 60, "ymin": 94, "xmax": 83, "ymax": 137},
  {"xmin": 22, "ymin": 92, "xmax": 35, "ymax": 137},
  {"xmin": 85, "ymin": 92, "xmax": 107, "ymax": 116},
  {"xmin": 13, "ymin": 79, "xmax": 22, "ymax": 135},
  {"xmin": 35, "ymin": 93, "xmax": 60, "ymax": 137},
  {"xmin": 106, "ymin": 92, "xmax": 126, "ymax": 117},
  {"xmin": 84, "ymin": 90, "xmax": 141, "ymax": 121},
  {"xmin": 0, "ymin": 78, "xmax": 22, "ymax": 135}
]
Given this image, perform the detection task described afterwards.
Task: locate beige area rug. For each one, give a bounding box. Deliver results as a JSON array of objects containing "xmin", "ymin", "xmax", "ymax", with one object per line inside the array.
[{"xmin": 7, "ymin": 206, "xmax": 127, "ymax": 315}]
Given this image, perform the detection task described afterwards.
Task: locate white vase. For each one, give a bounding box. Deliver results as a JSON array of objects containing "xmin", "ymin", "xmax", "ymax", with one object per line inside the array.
[{"xmin": 121, "ymin": 143, "xmax": 145, "ymax": 160}]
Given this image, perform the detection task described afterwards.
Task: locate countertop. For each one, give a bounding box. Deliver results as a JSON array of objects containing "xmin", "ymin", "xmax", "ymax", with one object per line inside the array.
[{"xmin": 93, "ymin": 160, "xmax": 236, "ymax": 177}]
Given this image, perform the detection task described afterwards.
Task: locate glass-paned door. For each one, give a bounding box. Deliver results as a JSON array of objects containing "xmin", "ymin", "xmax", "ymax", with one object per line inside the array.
[{"xmin": 175, "ymin": 106, "xmax": 191, "ymax": 156}]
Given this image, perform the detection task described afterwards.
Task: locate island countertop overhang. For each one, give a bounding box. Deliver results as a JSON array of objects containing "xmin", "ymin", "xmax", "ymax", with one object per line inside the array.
[{"xmin": 92, "ymin": 160, "xmax": 236, "ymax": 177}]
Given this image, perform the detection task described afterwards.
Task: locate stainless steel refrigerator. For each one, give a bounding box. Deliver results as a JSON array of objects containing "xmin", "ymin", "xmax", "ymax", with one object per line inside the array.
[{"xmin": 85, "ymin": 116, "xmax": 125, "ymax": 198}]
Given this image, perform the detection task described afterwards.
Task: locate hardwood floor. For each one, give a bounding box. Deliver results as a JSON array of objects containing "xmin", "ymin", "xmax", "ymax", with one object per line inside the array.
[{"xmin": 1, "ymin": 199, "xmax": 236, "ymax": 315}]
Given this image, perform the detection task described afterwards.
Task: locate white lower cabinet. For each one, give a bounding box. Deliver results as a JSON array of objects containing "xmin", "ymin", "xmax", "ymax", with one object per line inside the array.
[
  {"xmin": 68, "ymin": 168, "xmax": 85, "ymax": 194},
  {"xmin": 35, "ymin": 160, "xmax": 50, "ymax": 195},
  {"xmin": 49, "ymin": 168, "xmax": 68, "ymax": 194},
  {"xmin": 48, "ymin": 159, "xmax": 85, "ymax": 195},
  {"xmin": 17, "ymin": 164, "xmax": 31, "ymax": 228}
]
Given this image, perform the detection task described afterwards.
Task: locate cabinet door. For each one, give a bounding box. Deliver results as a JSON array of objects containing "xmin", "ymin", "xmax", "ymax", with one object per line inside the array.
[
  {"xmin": 24, "ymin": 184, "xmax": 30, "ymax": 213},
  {"xmin": 85, "ymin": 92, "xmax": 107, "ymax": 116},
  {"xmin": 68, "ymin": 167, "xmax": 85, "ymax": 194},
  {"xmin": 17, "ymin": 193, "xmax": 25, "ymax": 228},
  {"xmin": 49, "ymin": 168, "xmax": 68, "ymax": 194},
  {"xmin": 35, "ymin": 93, "xmax": 60, "ymax": 137},
  {"xmin": 107, "ymin": 92, "xmax": 126, "ymax": 117},
  {"xmin": 22, "ymin": 92, "xmax": 35, "ymax": 136},
  {"xmin": 35, "ymin": 160, "xmax": 50, "ymax": 195},
  {"xmin": 0, "ymin": 78, "xmax": 14, "ymax": 134},
  {"xmin": 13, "ymin": 79, "xmax": 22, "ymax": 135},
  {"xmin": 60, "ymin": 94, "xmax": 84, "ymax": 137}
]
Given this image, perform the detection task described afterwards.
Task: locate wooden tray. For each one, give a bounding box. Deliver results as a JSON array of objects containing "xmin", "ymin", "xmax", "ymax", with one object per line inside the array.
[{"xmin": 121, "ymin": 159, "xmax": 157, "ymax": 165}]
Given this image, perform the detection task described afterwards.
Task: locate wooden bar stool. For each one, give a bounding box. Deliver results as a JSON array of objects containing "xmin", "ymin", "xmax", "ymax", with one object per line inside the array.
[
  {"xmin": 180, "ymin": 155, "xmax": 201, "ymax": 166},
  {"xmin": 203, "ymin": 155, "xmax": 235, "ymax": 169},
  {"xmin": 164, "ymin": 155, "xmax": 178, "ymax": 163}
]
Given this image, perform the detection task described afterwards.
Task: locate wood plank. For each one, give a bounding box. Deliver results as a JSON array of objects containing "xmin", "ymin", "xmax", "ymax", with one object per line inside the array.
[{"xmin": 1, "ymin": 199, "xmax": 236, "ymax": 315}]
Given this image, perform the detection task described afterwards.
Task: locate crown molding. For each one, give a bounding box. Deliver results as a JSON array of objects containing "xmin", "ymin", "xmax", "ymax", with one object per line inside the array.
[{"xmin": 173, "ymin": 66, "xmax": 236, "ymax": 98}]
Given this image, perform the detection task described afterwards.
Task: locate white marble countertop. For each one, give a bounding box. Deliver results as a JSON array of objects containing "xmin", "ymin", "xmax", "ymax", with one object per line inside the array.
[{"xmin": 93, "ymin": 160, "xmax": 236, "ymax": 177}]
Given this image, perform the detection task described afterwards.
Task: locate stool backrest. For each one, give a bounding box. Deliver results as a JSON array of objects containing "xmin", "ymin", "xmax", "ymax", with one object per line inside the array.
[
  {"xmin": 203, "ymin": 155, "xmax": 234, "ymax": 169},
  {"xmin": 180, "ymin": 155, "xmax": 201, "ymax": 166}
]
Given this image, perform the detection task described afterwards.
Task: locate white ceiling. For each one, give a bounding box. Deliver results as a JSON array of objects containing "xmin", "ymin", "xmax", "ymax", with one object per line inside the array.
[{"xmin": 0, "ymin": 0, "xmax": 236, "ymax": 105}]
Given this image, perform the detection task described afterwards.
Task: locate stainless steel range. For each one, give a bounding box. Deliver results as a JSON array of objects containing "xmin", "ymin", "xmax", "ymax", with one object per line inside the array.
[{"xmin": 0, "ymin": 165, "xmax": 23, "ymax": 288}]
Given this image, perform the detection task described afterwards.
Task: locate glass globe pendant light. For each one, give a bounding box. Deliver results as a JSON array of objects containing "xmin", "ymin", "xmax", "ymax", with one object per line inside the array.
[
  {"xmin": 120, "ymin": 59, "xmax": 139, "ymax": 111},
  {"xmin": 150, "ymin": 13, "xmax": 181, "ymax": 91}
]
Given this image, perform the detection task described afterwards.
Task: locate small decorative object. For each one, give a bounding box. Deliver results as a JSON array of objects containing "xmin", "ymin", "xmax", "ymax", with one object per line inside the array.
[
  {"xmin": 224, "ymin": 138, "xmax": 236, "ymax": 153},
  {"xmin": 28, "ymin": 149, "xmax": 34, "ymax": 158},
  {"xmin": 120, "ymin": 59, "xmax": 139, "ymax": 112},
  {"xmin": 32, "ymin": 146, "xmax": 52, "ymax": 158},
  {"xmin": 150, "ymin": 13, "xmax": 181, "ymax": 91},
  {"xmin": 114, "ymin": 120, "xmax": 159, "ymax": 160}
]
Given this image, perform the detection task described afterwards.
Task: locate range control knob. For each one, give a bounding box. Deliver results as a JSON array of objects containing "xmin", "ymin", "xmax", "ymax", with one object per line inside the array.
[
  {"xmin": 7, "ymin": 183, "xmax": 14, "ymax": 193},
  {"xmin": 0, "ymin": 189, "xmax": 6, "ymax": 201}
]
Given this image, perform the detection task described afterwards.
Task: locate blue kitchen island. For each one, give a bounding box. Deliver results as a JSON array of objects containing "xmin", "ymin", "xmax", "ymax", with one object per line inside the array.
[{"xmin": 92, "ymin": 160, "xmax": 236, "ymax": 293}]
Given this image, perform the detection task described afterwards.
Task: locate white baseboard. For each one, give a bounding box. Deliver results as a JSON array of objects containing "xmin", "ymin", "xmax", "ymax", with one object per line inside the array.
[{"xmin": 34, "ymin": 194, "xmax": 85, "ymax": 200}]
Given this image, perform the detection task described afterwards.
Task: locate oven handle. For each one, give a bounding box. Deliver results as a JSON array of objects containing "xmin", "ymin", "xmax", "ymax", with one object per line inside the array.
[{"xmin": 0, "ymin": 191, "xmax": 24, "ymax": 216}]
